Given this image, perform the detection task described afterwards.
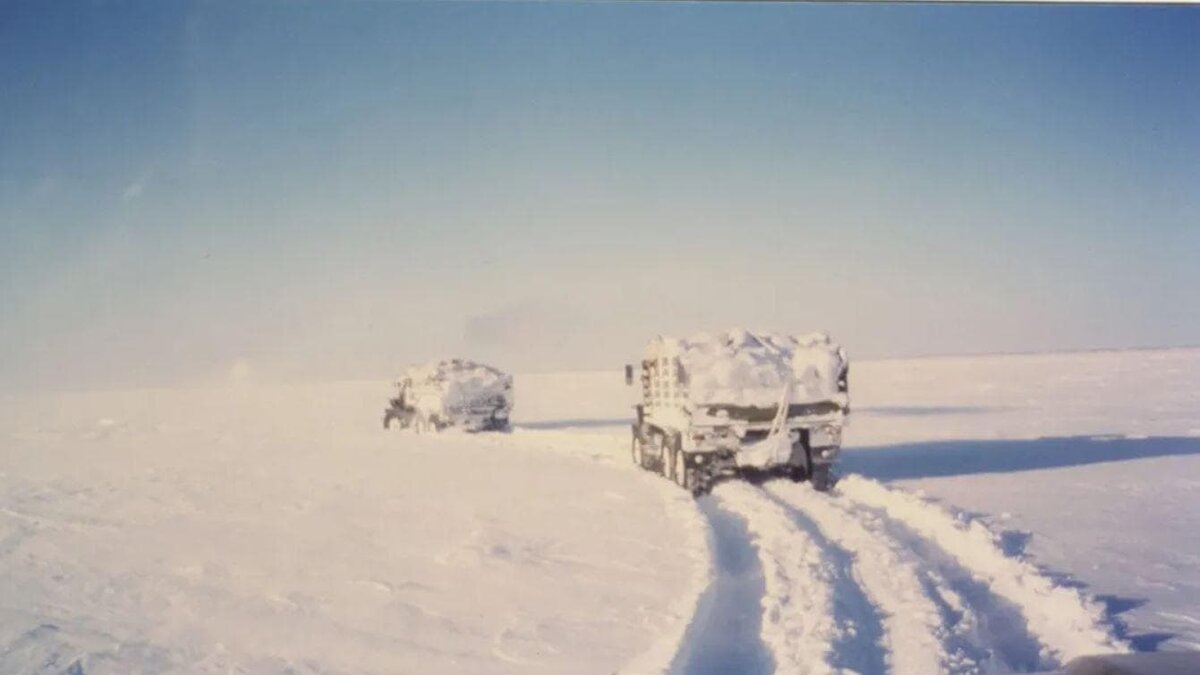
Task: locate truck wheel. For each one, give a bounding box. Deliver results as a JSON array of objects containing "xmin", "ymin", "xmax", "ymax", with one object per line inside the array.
[
  {"xmin": 674, "ymin": 451, "xmax": 690, "ymax": 490},
  {"xmin": 661, "ymin": 436, "xmax": 677, "ymax": 482},
  {"xmin": 634, "ymin": 428, "xmax": 656, "ymax": 471},
  {"xmin": 640, "ymin": 432, "xmax": 660, "ymax": 472},
  {"xmin": 690, "ymin": 466, "xmax": 712, "ymax": 497},
  {"xmin": 811, "ymin": 464, "xmax": 832, "ymax": 492}
]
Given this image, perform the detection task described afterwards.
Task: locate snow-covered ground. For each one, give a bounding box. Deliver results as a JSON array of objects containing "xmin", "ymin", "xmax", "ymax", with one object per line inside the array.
[
  {"xmin": 1, "ymin": 348, "xmax": 1198, "ymax": 673},
  {"xmin": 845, "ymin": 349, "xmax": 1200, "ymax": 659}
]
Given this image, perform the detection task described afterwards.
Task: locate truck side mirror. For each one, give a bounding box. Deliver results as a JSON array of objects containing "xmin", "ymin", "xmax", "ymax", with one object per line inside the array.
[{"xmin": 624, "ymin": 364, "xmax": 634, "ymax": 386}]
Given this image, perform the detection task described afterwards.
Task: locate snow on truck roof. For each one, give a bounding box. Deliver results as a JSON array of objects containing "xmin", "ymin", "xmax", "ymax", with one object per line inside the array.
[
  {"xmin": 398, "ymin": 359, "xmax": 513, "ymax": 417},
  {"xmin": 400, "ymin": 359, "xmax": 511, "ymax": 387},
  {"xmin": 645, "ymin": 329, "xmax": 847, "ymax": 406},
  {"xmin": 646, "ymin": 329, "xmax": 838, "ymax": 359}
]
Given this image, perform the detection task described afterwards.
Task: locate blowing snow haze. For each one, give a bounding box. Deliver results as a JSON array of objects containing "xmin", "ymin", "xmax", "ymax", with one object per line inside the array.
[{"xmin": 2, "ymin": 2, "xmax": 1198, "ymax": 392}]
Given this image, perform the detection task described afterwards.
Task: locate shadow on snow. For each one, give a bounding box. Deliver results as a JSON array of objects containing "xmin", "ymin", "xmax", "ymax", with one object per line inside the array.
[
  {"xmin": 765, "ymin": 496, "xmax": 889, "ymax": 675},
  {"xmin": 1094, "ymin": 596, "xmax": 1176, "ymax": 653},
  {"xmin": 840, "ymin": 435, "xmax": 1194, "ymax": 654},
  {"xmin": 515, "ymin": 418, "xmax": 629, "ymax": 430},
  {"xmin": 840, "ymin": 435, "xmax": 1200, "ymax": 481},
  {"xmin": 856, "ymin": 405, "xmax": 1012, "ymax": 417},
  {"xmin": 670, "ymin": 499, "xmax": 773, "ymax": 675}
]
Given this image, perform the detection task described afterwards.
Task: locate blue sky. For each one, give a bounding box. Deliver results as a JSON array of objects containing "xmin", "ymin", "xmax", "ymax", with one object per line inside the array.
[{"xmin": 1, "ymin": 1, "xmax": 1198, "ymax": 390}]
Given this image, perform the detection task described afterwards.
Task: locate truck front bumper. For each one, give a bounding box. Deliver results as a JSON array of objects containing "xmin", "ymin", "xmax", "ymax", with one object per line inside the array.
[{"xmin": 684, "ymin": 425, "xmax": 842, "ymax": 471}]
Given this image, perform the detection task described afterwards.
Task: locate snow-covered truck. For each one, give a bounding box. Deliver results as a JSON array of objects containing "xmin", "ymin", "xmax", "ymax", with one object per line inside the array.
[
  {"xmin": 626, "ymin": 330, "xmax": 849, "ymax": 494},
  {"xmin": 383, "ymin": 359, "xmax": 513, "ymax": 433}
]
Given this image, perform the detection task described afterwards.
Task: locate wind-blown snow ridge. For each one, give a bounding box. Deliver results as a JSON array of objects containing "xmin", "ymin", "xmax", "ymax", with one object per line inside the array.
[
  {"xmin": 487, "ymin": 427, "xmax": 716, "ymax": 675},
  {"xmin": 617, "ymin": 486, "xmax": 713, "ymax": 675},
  {"xmin": 714, "ymin": 482, "xmax": 844, "ymax": 675},
  {"xmin": 836, "ymin": 475, "xmax": 1129, "ymax": 665},
  {"xmin": 767, "ymin": 481, "xmax": 970, "ymax": 675}
]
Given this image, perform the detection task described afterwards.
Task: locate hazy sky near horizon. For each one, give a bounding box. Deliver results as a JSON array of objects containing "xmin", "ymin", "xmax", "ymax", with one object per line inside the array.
[{"xmin": 2, "ymin": 1, "xmax": 1198, "ymax": 391}]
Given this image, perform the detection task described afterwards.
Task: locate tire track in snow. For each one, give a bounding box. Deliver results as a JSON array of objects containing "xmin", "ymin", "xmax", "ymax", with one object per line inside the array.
[
  {"xmin": 865, "ymin": 508, "xmax": 1048, "ymax": 672},
  {"xmin": 835, "ymin": 474, "xmax": 1129, "ymax": 668},
  {"xmin": 668, "ymin": 497, "xmax": 772, "ymax": 675},
  {"xmin": 803, "ymin": 478, "xmax": 1046, "ymax": 671},
  {"xmin": 705, "ymin": 482, "xmax": 883, "ymax": 675},
  {"xmin": 766, "ymin": 481, "xmax": 974, "ymax": 675}
]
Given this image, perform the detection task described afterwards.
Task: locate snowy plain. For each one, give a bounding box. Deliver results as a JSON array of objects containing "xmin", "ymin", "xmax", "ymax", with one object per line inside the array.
[{"xmin": 1, "ymin": 348, "xmax": 1198, "ymax": 673}]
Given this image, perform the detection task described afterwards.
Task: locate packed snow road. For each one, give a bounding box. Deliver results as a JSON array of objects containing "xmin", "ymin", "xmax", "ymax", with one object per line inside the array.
[{"xmin": 666, "ymin": 477, "xmax": 1126, "ymax": 675}]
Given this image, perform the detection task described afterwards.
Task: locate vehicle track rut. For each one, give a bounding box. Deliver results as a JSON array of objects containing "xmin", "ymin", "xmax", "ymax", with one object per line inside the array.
[{"xmin": 658, "ymin": 475, "xmax": 1128, "ymax": 675}]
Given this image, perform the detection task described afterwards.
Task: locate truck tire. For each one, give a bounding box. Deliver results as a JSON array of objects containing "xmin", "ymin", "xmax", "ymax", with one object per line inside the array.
[
  {"xmin": 675, "ymin": 452, "xmax": 712, "ymax": 497},
  {"xmin": 661, "ymin": 435, "xmax": 677, "ymax": 482},
  {"xmin": 674, "ymin": 450, "xmax": 689, "ymax": 490},
  {"xmin": 642, "ymin": 432, "xmax": 661, "ymax": 472},
  {"xmin": 690, "ymin": 466, "xmax": 712, "ymax": 497},
  {"xmin": 415, "ymin": 414, "xmax": 436, "ymax": 434},
  {"xmin": 811, "ymin": 464, "xmax": 832, "ymax": 492},
  {"xmin": 634, "ymin": 427, "xmax": 656, "ymax": 471}
]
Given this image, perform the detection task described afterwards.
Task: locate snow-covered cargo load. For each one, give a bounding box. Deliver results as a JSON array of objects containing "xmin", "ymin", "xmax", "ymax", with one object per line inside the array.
[
  {"xmin": 383, "ymin": 359, "xmax": 513, "ymax": 433},
  {"xmin": 626, "ymin": 329, "xmax": 849, "ymax": 494}
]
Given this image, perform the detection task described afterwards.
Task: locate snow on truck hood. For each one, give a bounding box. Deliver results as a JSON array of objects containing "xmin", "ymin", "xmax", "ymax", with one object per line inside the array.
[{"xmin": 648, "ymin": 329, "xmax": 848, "ymax": 408}]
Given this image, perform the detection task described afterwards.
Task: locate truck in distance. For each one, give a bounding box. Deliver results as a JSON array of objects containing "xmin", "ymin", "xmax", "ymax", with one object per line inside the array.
[{"xmin": 384, "ymin": 359, "xmax": 514, "ymax": 433}]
